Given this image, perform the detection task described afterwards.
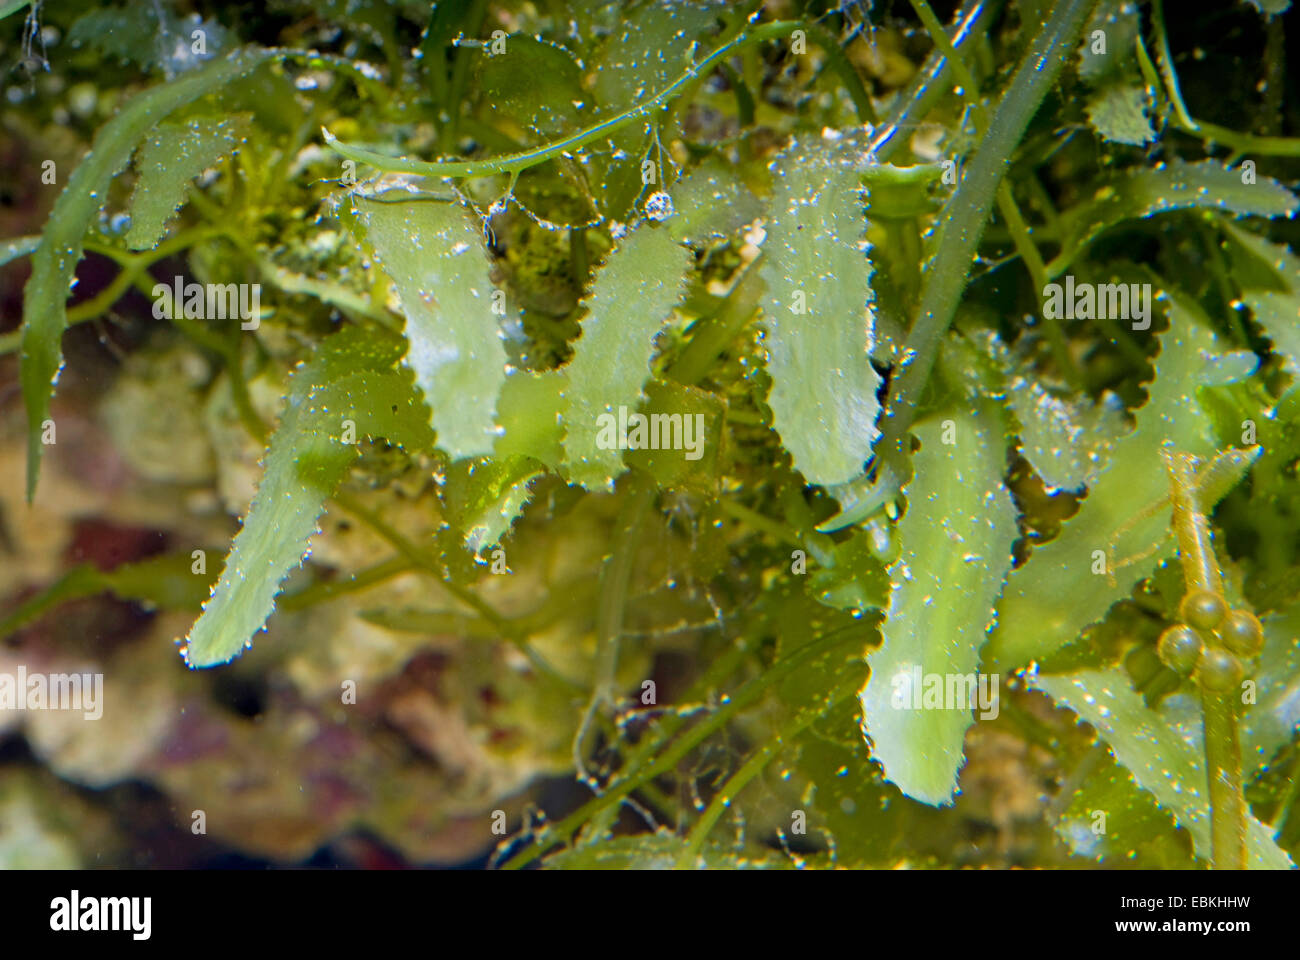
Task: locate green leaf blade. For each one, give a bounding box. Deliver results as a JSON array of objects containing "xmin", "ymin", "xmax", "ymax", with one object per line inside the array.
[
  {"xmin": 989, "ymin": 305, "xmax": 1251, "ymax": 670},
  {"xmin": 19, "ymin": 46, "xmax": 283, "ymax": 501},
  {"xmin": 1054, "ymin": 749, "xmax": 1196, "ymax": 867},
  {"xmin": 1086, "ymin": 85, "xmax": 1156, "ymax": 146},
  {"xmin": 860, "ymin": 408, "xmax": 1017, "ymax": 805},
  {"xmin": 442, "ymin": 456, "xmax": 543, "ymax": 559},
  {"xmin": 182, "ymin": 328, "xmax": 433, "ymax": 667},
  {"xmin": 760, "ymin": 132, "xmax": 881, "ymax": 487},
  {"xmin": 346, "ymin": 197, "xmax": 508, "ymax": 460},
  {"xmin": 125, "ymin": 116, "xmax": 249, "ymax": 251},
  {"xmin": 1242, "ymin": 609, "xmax": 1300, "ymax": 776},
  {"xmin": 1052, "ymin": 160, "xmax": 1299, "ymax": 276},
  {"xmin": 561, "ymin": 223, "xmax": 691, "ymax": 491},
  {"xmin": 1032, "ymin": 667, "xmax": 1294, "ymax": 869}
]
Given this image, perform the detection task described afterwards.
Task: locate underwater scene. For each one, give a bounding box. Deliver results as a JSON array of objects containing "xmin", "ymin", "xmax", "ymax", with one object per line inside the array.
[{"xmin": 1, "ymin": 0, "xmax": 1299, "ymax": 873}]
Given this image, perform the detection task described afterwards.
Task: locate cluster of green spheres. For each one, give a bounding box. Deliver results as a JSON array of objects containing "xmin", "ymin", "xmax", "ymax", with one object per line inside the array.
[{"xmin": 1157, "ymin": 589, "xmax": 1264, "ymax": 692}]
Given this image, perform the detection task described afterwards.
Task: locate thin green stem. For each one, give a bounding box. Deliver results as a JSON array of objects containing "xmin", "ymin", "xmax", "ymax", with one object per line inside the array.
[
  {"xmin": 278, "ymin": 555, "xmax": 415, "ymax": 611},
  {"xmin": 717, "ymin": 499, "xmax": 800, "ymax": 546},
  {"xmin": 329, "ymin": 490, "xmax": 507, "ymax": 628},
  {"xmin": 876, "ymin": 0, "xmax": 1099, "ymax": 469},
  {"xmin": 555, "ymin": 633, "xmax": 756, "ymax": 854},
  {"xmin": 1025, "ymin": 171, "xmax": 1061, "ymax": 233},
  {"xmin": 1198, "ymin": 222, "xmax": 1251, "ymax": 346},
  {"xmin": 1259, "ymin": 17, "xmax": 1285, "ymax": 138},
  {"xmin": 997, "ymin": 181, "xmax": 1081, "ymax": 389},
  {"xmin": 1202, "ymin": 686, "xmax": 1247, "ymax": 870},
  {"xmin": 1091, "ymin": 309, "xmax": 1150, "ymax": 369},
  {"xmin": 1144, "ymin": 4, "xmax": 1300, "ymax": 158},
  {"xmin": 1180, "ymin": 120, "xmax": 1300, "ymax": 159},
  {"xmin": 1167, "ymin": 455, "xmax": 1247, "ymax": 870},
  {"xmin": 443, "ymin": 0, "xmax": 490, "ymax": 143},
  {"xmin": 1, "ymin": 227, "xmax": 224, "ymax": 356},
  {"xmin": 1149, "ymin": 0, "xmax": 1198, "ymax": 132},
  {"xmin": 870, "ymin": 0, "xmax": 994, "ymax": 163},
  {"xmin": 668, "ymin": 260, "xmax": 761, "ymax": 387},
  {"xmin": 594, "ymin": 476, "xmax": 656, "ymax": 705},
  {"xmin": 575, "ymin": 473, "xmax": 657, "ymax": 787},
  {"xmin": 325, "ymin": 20, "xmax": 874, "ymax": 181},
  {"xmin": 502, "ymin": 622, "xmax": 866, "ymax": 869},
  {"xmin": 223, "ymin": 335, "xmax": 269, "ymax": 442},
  {"xmin": 329, "ymin": 490, "xmax": 589, "ymax": 695},
  {"xmin": 674, "ymin": 676, "xmax": 858, "ymax": 868},
  {"xmin": 803, "ymin": 20, "xmax": 877, "ymax": 125},
  {"xmin": 910, "ymin": 0, "xmax": 1080, "ymax": 390},
  {"xmin": 719, "ymin": 62, "xmax": 754, "ymax": 129},
  {"xmin": 908, "ymin": 0, "xmax": 982, "ymax": 118}
]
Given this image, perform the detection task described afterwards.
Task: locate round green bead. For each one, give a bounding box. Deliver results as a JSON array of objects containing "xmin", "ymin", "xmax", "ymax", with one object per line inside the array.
[
  {"xmin": 1179, "ymin": 589, "xmax": 1227, "ymax": 631},
  {"xmin": 1197, "ymin": 646, "xmax": 1243, "ymax": 693},
  {"xmin": 1218, "ymin": 608, "xmax": 1264, "ymax": 658},
  {"xmin": 1157, "ymin": 624, "xmax": 1202, "ymax": 676}
]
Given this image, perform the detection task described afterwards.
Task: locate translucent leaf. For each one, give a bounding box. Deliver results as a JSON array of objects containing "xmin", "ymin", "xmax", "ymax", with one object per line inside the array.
[
  {"xmin": 471, "ymin": 35, "xmax": 584, "ymax": 140},
  {"xmin": 1242, "ymin": 386, "xmax": 1300, "ymax": 522},
  {"xmin": 19, "ymin": 47, "xmax": 287, "ymax": 500},
  {"xmin": 585, "ymin": 0, "xmax": 726, "ymax": 217},
  {"xmin": 1244, "ymin": 292, "xmax": 1300, "ymax": 375},
  {"xmin": 815, "ymin": 463, "xmax": 903, "ymax": 533},
  {"xmin": 623, "ymin": 379, "xmax": 724, "ymax": 491},
  {"xmin": 494, "ymin": 369, "xmax": 565, "ymax": 470},
  {"xmin": 760, "ymin": 131, "xmax": 881, "ymax": 488},
  {"xmin": 785, "ymin": 700, "xmax": 930, "ymax": 866},
  {"xmin": 989, "ymin": 302, "xmax": 1257, "ymax": 670},
  {"xmin": 1032, "ymin": 668, "xmax": 1294, "ymax": 869},
  {"xmin": 860, "ymin": 407, "xmax": 1017, "ymax": 805},
  {"xmin": 125, "ymin": 115, "xmax": 250, "ymax": 251},
  {"xmin": 1054, "ymin": 749, "xmax": 1196, "ymax": 867},
  {"xmin": 977, "ymin": 330, "xmax": 1128, "ymax": 492},
  {"xmin": 346, "ymin": 196, "xmax": 507, "ymax": 460},
  {"xmin": 1220, "ymin": 221, "xmax": 1300, "ymax": 374},
  {"xmin": 588, "ymin": 0, "xmax": 726, "ymax": 110},
  {"xmin": 667, "ymin": 158, "xmax": 765, "ymax": 245},
  {"xmin": 1242, "ymin": 609, "xmax": 1300, "ymax": 776},
  {"xmin": 67, "ymin": 3, "xmax": 230, "ymax": 77},
  {"xmin": 1220, "ymin": 219, "xmax": 1300, "ymax": 290},
  {"xmin": 808, "ymin": 533, "xmax": 889, "ymax": 614},
  {"xmin": 1078, "ymin": 1, "xmax": 1142, "ymax": 83},
  {"xmin": 1016, "ymin": 388, "xmax": 1127, "ymax": 492},
  {"xmin": 0, "ymin": 1, "xmax": 31, "ymax": 23},
  {"xmin": 561, "ymin": 223, "xmax": 691, "ymax": 491},
  {"xmin": 441, "ymin": 456, "xmax": 543, "ymax": 559},
  {"xmin": 181, "ymin": 327, "xmax": 435, "ymax": 667},
  {"xmin": 1052, "ymin": 160, "xmax": 1299, "ymax": 274},
  {"xmin": 860, "ymin": 161, "xmax": 947, "ymax": 220},
  {"xmin": 1086, "ymin": 84, "xmax": 1155, "ymax": 146}
]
